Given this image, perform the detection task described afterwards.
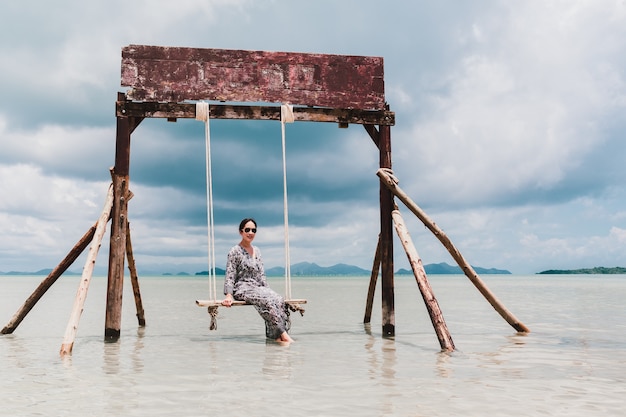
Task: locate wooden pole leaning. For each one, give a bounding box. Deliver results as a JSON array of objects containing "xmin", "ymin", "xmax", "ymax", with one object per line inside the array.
[
  {"xmin": 363, "ymin": 235, "xmax": 381, "ymax": 324},
  {"xmin": 392, "ymin": 209, "xmax": 455, "ymax": 351},
  {"xmin": 125, "ymin": 220, "xmax": 145, "ymax": 327},
  {"xmin": 1, "ymin": 224, "xmax": 97, "ymax": 335},
  {"xmin": 60, "ymin": 184, "xmax": 114, "ymax": 356},
  {"xmin": 377, "ymin": 168, "xmax": 530, "ymax": 333}
]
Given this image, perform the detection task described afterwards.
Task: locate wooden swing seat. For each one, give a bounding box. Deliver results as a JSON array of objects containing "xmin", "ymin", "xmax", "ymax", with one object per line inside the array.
[{"xmin": 196, "ymin": 299, "xmax": 307, "ymax": 308}]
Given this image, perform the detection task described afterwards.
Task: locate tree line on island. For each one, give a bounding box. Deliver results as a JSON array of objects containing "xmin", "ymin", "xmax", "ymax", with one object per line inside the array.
[{"xmin": 537, "ymin": 266, "xmax": 626, "ymax": 274}]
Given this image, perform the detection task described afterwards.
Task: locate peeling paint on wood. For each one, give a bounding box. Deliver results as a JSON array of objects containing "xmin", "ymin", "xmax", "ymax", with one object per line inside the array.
[
  {"xmin": 121, "ymin": 45, "xmax": 385, "ymax": 110},
  {"xmin": 116, "ymin": 100, "xmax": 395, "ymax": 125}
]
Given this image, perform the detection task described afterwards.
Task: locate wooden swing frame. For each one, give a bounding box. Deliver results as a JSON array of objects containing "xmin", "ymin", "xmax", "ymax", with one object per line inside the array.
[
  {"xmin": 107, "ymin": 45, "xmax": 396, "ymax": 341},
  {"xmin": 2, "ymin": 44, "xmax": 529, "ymax": 355}
]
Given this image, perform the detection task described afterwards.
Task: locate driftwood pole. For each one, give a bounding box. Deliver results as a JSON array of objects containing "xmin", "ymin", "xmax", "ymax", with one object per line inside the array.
[
  {"xmin": 392, "ymin": 210, "xmax": 455, "ymax": 351},
  {"xmin": 1, "ymin": 224, "xmax": 97, "ymax": 334},
  {"xmin": 125, "ymin": 221, "xmax": 145, "ymax": 326},
  {"xmin": 60, "ymin": 185, "xmax": 114, "ymax": 356},
  {"xmin": 363, "ymin": 235, "xmax": 381, "ymax": 324},
  {"xmin": 377, "ymin": 168, "xmax": 530, "ymax": 333}
]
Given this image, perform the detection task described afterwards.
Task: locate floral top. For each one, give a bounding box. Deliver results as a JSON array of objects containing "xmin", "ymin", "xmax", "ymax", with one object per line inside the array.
[{"xmin": 223, "ymin": 244, "xmax": 268, "ymax": 297}]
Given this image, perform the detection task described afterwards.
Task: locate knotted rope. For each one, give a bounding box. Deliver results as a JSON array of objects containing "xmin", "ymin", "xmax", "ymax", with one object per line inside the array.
[{"xmin": 207, "ymin": 306, "xmax": 219, "ymax": 330}]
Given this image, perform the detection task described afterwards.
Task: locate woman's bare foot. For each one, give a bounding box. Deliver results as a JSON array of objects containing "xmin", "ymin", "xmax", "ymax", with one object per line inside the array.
[{"xmin": 275, "ymin": 331, "xmax": 294, "ymax": 344}]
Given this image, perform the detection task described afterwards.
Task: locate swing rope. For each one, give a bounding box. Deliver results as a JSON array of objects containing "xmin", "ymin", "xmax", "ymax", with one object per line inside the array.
[
  {"xmin": 196, "ymin": 102, "xmax": 217, "ymax": 304},
  {"xmin": 195, "ymin": 101, "xmax": 294, "ymax": 302},
  {"xmin": 194, "ymin": 102, "xmax": 305, "ymax": 323},
  {"xmin": 281, "ymin": 104, "xmax": 294, "ymax": 300}
]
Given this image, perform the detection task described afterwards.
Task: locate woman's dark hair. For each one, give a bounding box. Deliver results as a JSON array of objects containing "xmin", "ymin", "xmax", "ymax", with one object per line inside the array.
[{"xmin": 239, "ymin": 218, "xmax": 257, "ymax": 231}]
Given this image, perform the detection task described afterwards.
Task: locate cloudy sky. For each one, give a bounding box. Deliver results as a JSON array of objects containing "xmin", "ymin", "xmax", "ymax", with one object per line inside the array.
[{"xmin": 1, "ymin": 1, "xmax": 625, "ymax": 275}]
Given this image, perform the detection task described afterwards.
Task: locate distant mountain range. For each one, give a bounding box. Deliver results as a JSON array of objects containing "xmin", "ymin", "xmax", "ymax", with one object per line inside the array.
[
  {"xmin": 398, "ymin": 262, "xmax": 511, "ymax": 275},
  {"xmin": 9, "ymin": 264, "xmax": 626, "ymax": 277},
  {"xmin": 195, "ymin": 261, "xmax": 511, "ymax": 276},
  {"xmin": 0, "ymin": 269, "xmax": 80, "ymax": 276},
  {"xmin": 1, "ymin": 262, "xmax": 510, "ymax": 277}
]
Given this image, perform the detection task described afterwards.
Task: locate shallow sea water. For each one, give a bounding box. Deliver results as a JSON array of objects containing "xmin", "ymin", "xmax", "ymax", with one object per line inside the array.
[{"xmin": 1, "ymin": 274, "xmax": 625, "ymax": 416}]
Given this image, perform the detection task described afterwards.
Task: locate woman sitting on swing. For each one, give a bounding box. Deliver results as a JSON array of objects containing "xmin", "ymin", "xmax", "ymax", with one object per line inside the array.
[{"xmin": 221, "ymin": 218, "xmax": 295, "ymax": 344}]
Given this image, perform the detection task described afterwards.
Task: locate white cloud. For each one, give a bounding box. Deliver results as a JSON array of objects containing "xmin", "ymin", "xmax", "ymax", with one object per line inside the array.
[
  {"xmin": 0, "ymin": 1, "xmax": 625, "ymax": 275},
  {"xmin": 395, "ymin": 0, "xmax": 626, "ymax": 208},
  {"xmin": 519, "ymin": 225, "xmax": 626, "ymax": 271},
  {"xmin": 0, "ymin": 122, "xmax": 112, "ymax": 176},
  {"xmin": 0, "ymin": 163, "xmax": 109, "ymax": 271}
]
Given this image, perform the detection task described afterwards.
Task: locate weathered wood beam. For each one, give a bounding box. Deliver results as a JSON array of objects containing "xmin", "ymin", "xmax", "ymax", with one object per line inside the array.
[
  {"xmin": 125, "ymin": 221, "xmax": 145, "ymax": 327},
  {"xmin": 392, "ymin": 209, "xmax": 455, "ymax": 352},
  {"xmin": 363, "ymin": 235, "xmax": 381, "ymax": 324},
  {"xmin": 116, "ymin": 100, "xmax": 395, "ymax": 126},
  {"xmin": 105, "ymin": 113, "xmax": 132, "ymax": 342},
  {"xmin": 363, "ymin": 124, "xmax": 380, "ymax": 148},
  {"xmin": 122, "ymin": 45, "xmax": 385, "ymax": 110},
  {"xmin": 60, "ymin": 185, "xmax": 114, "ymax": 356},
  {"xmin": 379, "ymin": 124, "xmax": 395, "ymax": 338},
  {"xmin": 117, "ymin": 92, "xmax": 144, "ymax": 134}
]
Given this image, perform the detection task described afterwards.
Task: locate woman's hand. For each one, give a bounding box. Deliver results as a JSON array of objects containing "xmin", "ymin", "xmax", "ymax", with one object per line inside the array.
[{"xmin": 222, "ymin": 294, "xmax": 233, "ymax": 307}]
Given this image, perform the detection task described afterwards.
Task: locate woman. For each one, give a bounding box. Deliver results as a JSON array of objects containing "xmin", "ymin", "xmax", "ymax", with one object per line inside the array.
[{"xmin": 222, "ymin": 218, "xmax": 295, "ymax": 344}]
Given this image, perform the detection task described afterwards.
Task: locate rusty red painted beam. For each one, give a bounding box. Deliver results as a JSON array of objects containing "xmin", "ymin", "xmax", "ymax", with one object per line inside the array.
[
  {"xmin": 121, "ymin": 45, "xmax": 385, "ymax": 110},
  {"xmin": 116, "ymin": 100, "xmax": 395, "ymax": 126}
]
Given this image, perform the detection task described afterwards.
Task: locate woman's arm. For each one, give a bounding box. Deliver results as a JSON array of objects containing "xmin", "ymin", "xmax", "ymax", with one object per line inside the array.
[{"xmin": 223, "ymin": 248, "xmax": 237, "ymax": 298}]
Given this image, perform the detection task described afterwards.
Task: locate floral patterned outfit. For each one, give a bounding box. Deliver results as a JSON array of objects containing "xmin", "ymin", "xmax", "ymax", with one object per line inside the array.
[{"xmin": 224, "ymin": 244, "xmax": 290, "ymax": 339}]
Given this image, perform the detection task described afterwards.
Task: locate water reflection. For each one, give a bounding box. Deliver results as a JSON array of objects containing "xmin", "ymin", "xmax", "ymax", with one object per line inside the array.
[
  {"xmin": 103, "ymin": 340, "xmax": 121, "ymax": 375},
  {"xmin": 204, "ymin": 341, "xmax": 220, "ymax": 375},
  {"xmin": 131, "ymin": 327, "xmax": 145, "ymax": 373},
  {"xmin": 102, "ymin": 329, "xmax": 145, "ymax": 375},
  {"xmin": 4, "ymin": 335, "xmax": 33, "ymax": 369},
  {"xmin": 364, "ymin": 334, "xmax": 399, "ymax": 416},
  {"xmin": 364, "ymin": 324, "xmax": 398, "ymax": 383},
  {"xmin": 436, "ymin": 350, "xmax": 453, "ymax": 378},
  {"xmin": 262, "ymin": 341, "xmax": 294, "ymax": 379},
  {"xmin": 472, "ymin": 332, "xmax": 529, "ymax": 379}
]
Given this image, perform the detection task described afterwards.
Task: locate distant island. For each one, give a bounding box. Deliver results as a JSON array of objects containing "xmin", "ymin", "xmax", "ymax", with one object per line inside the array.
[
  {"xmin": 397, "ymin": 262, "xmax": 511, "ymax": 275},
  {"xmin": 537, "ymin": 266, "xmax": 626, "ymax": 274},
  {"xmin": 1, "ymin": 262, "xmax": 511, "ymax": 277}
]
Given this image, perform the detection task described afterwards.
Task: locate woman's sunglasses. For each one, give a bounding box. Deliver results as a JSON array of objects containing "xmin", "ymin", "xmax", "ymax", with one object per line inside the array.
[{"xmin": 243, "ymin": 228, "xmax": 257, "ymax": 233}]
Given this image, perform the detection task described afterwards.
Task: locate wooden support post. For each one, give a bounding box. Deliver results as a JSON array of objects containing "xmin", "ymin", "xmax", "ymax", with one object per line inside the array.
[
  {"xmin": 125, "ymin": 221, "xmax": 145, "ymax": 327},
  {"xmin": 378, "ymin": 124, "xmax": 395, "ymax": 338},
  {"xmin": 363, "ymin": 235, "xmax": 381, "ymax": 324},
  {"xmin": 2, "ymin": 224, "xmax": 97, "ymax": 334},
  {"xmin": 392, "ymin": 210, "xmax": 455, "ymax": 351},
  {"xmin": 105, "ymin": 94, "xmax": 136, "ymax": 342},
  {"xmin": 377, "ymin": 168, "xmax": 530, "ymax": 333},
  {"xmin": 60, "ymin": 185, "xmax": 114, "ymax": 355}
]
